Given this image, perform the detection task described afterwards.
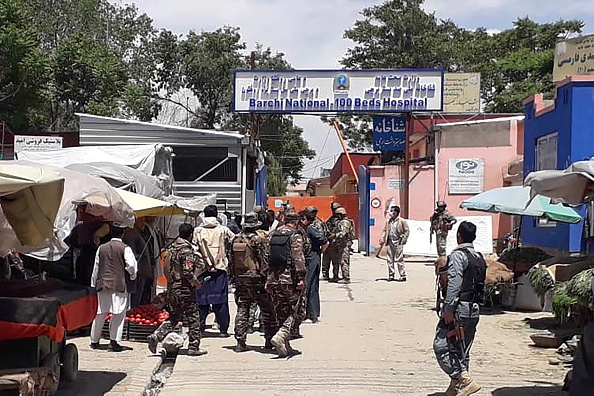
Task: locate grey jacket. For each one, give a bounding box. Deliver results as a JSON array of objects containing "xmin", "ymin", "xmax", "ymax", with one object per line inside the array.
[{"xmin": 443, "ymin": 243, "xmax": 481, "ymax": 319}]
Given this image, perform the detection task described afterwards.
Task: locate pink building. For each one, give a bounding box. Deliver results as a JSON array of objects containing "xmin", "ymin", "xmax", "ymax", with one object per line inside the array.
[{"xmin": 368, "ymin": 116, "xmax": 524, "ymax": 252}]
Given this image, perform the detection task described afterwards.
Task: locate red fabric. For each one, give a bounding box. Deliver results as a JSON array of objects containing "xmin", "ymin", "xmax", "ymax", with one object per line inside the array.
[
  {"xmin": 0, "ymin": 320, "xmax": 65, "ymax": 342},
  {"xmin": 58, "ymin": 294, "xmax": 98, "ymax": 331}
]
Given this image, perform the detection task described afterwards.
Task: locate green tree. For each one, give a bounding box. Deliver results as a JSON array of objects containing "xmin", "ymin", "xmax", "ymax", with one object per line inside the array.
[
  {"xmin": 333, "ymin": 0, "xmax": 583, "ymax": 148},
  {"xmin": 0, "ymin": 0, "xmax": 51, "ymax": 130},
  {"xmin": 17, "ymin": 0, "xmax": 161, "ymax": 129}
]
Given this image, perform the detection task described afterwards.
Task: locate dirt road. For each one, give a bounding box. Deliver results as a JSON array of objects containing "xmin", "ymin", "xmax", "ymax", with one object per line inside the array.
[{"xmin": 161, "ymin": 255, "xmax": 567, "ymax": 395}]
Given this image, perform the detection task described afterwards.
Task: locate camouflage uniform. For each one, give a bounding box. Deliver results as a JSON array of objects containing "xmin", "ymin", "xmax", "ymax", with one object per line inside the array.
[
  {"xmin": 430, "ymin": 210, "xmax": 457, "ymax": 257},
  {"xmin": 322, "ymin": 215, "xmax": 341, "ymax": 280},
  {"xmin": 230, "ymin": 230, "xmax": 276, "ymax": 345},
  {"xmin": 266, "ymin": 224, "xmax": 307, "ymax": 355},
  {"xmin": 334, "ymin": 218, "xmax": 354, "ymax": 281},
  {"xmin": 151, "ymin": 237, "xmax": 205, "ymax": 351}
]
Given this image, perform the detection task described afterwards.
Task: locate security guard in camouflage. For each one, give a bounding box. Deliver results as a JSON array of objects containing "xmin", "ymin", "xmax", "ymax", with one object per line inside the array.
[
  {"xmin": 430, "ymin": 202, "xmax": 457, "ymax": 257},
  {"xmin": 229, "ymin": 212, "xmax": 276, "ymax": 352},
  {"xmin": 322, "ymin": 202, "xmax": 342, "ymax": 281},
  {"xmin": 333, "ymin": 207, "xmax": 354, "ymax": 284},
  {"xmin": 147, "ymin": 223, "xmax": 207, "ymax": 356},
  {"xmin": 266, "ymin": 209, "xmax": 307, "ymax": 357}
]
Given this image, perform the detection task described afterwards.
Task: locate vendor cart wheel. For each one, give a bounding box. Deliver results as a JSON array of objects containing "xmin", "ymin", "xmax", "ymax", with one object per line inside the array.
[{"xmin": 61, "ymin": 343, "xmax": 78, "ymax": 382}]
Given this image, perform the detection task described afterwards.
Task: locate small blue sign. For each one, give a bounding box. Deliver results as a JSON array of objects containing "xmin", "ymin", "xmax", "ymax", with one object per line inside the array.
[{"xmin": 373, "ymin": 116, "xmax": 406, "ymax": 152}]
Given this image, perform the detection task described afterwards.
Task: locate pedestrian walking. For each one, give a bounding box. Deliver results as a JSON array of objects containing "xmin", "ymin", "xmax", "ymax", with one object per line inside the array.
[
  {"xmin": 193, "ymin": 205, "xmax": 235, "ymax": 337},
  {"xmin": 330, "ymin": 207, "xmax": 354, "ymax": 284},
  {"xmin": 322, "ymin": 202, "xmax": 343, "ymax": 281},
  {"xmin": 433, "ymin": 221, "xmax": 486, "ymax": 396},
  {"xmin": 147, "ymin": 223, "xmax": 208, "ymax": 356},
  {"xmin": 266, "ymin": 209, "xmax": 307, "ymax": 357},
  {"xmin": 89, "ymin": 224, "xmax": 138, "ymax": 352},
  {"xmin": 380, "ymin": 205, "xmax": 409, "ymax": 282},
  {"xmin": 301, "ymin": 208, "xmax": 329, "ymax": 323},
  {"xmin": 430, "ymin": 201, "xmax": 457, "ymax": 257},
  {"xmin": 229, "ymin": 212, "xmax": 277, "ymax": 352}
]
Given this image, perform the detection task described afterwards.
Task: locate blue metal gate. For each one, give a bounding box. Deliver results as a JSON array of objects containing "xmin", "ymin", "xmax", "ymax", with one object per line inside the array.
[{"xmin": 358, "ymin": 165, "xmax": 370, "ymax": 255}]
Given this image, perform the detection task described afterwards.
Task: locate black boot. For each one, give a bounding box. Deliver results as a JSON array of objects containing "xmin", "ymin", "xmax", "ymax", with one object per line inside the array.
[
  {"xmin": 108, "ymin": 340, "xmax": 123, "ymax": 352},
  {"xmin": 234, "ymin": 340, "xmax": 248, "ymax": 353}
]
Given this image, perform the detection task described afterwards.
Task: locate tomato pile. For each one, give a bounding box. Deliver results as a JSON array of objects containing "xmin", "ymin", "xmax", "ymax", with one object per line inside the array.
[{"xmin": 106, "ymin": 305, "xmax": 169, "ymax": 326}]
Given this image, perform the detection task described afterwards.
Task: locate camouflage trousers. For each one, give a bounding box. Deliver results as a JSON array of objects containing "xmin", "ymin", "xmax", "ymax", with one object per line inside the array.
[
  {"xmin": 436, "ymin": 231, "xmax": 448, "ymax": 257},
  {"xmin": 322, "ymin": 245, "xmax": 350, "ymax": 280},
  {"xmin": 151, "ymin": 286, "xmax": 201, "ymax": 349},
  {"xmin": 269, "ymin": 285, "xmax": 306, "ymax": 336},
  {"xmin": 234, "ymin": 282, "xmax": 276, "ymax": 343}
]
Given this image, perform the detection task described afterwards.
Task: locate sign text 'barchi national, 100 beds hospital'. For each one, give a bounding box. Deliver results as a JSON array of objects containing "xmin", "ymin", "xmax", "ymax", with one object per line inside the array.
[{"xmin": 233, "ymin": 70, "xmax": 444, "ymax": 114}]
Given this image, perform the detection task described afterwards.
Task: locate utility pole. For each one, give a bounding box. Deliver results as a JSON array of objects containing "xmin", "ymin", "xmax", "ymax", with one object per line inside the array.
[
  {"xmin": 249, "ymin": 51, "xmax": 257, "ymax": 138},
  {"xmin": 403, "ymin": 114, "xmax": 411, "ymax": 219}
]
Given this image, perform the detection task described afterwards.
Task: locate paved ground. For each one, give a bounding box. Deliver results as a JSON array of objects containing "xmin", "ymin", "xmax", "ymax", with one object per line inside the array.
[
  {"xmin": 56, "ymin": 330, "xmax": 162, "ymax": 395},
  {"xmin": 160, "ymin": 255, "xmax": 568, "ymax": 396}
]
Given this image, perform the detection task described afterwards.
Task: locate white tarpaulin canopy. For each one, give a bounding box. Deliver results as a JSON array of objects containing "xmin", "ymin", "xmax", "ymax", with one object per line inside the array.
[
  {"xmin": 0, "ymin": 161, "xmax": 135, "ymax": 260},
  {"xmin": 525, "ymin": 160, "xmax": 594, "ymax": 204},
  {"xmin": 115, "ymin": 189, "xmax": 184, "ymax": 217},
  {"xmin": 0, "ymin": 164, "xmax": 65, "ymax": 248},
  {"xmin": 17, "ymin": 144, "xmax": 160, "ymax": 176},
  {"xmin": 65, "ymin": 162, "xmax": 165, "ymax": 198}
]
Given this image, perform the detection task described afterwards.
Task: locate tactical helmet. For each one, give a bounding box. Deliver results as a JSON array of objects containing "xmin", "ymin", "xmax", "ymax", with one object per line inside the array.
[
  {"xmin": 437, "ymin": 201, "xmax": 447, "ymax": 208},
  {"xmin": 305, "ymin": 206, "xmax": 318, "ymax": 214},
  {"xmin": 243, "ymin": 212, "xmax": 262, "ymax": 228},
  {"xmin": 331, "ymin": 202, "xmax": 342, "ymax": 210},
  {"xmin": 335, "ymin": 207, "xmax": 347, "ymax": 215},
  {"xmin": 285, "ymin": 209, "xmax": 300, "ymax": 221}
]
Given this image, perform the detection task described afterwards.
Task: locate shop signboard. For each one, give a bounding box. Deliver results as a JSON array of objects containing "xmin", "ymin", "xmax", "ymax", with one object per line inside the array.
[
  {"xmin": 233, "ymin": 69, "xmax": 443, "ymax": 114},
  {"xmin": 448, "ymin": 158, "xmax": 484, "ymax": 194},
  {"xmin": 443, "ymin": 73, "xmax": 480, "ymax": 113},
  {"xmin": 373, "ymin": 116, "xmax": 406, "ymax": 151},
  {"xmin": 553, "ymin": 34, "xmax": 594, "ymax": 81},
  {"xmin": 14, "ymin": 135, "xmax": 63, "ymax": 153}
]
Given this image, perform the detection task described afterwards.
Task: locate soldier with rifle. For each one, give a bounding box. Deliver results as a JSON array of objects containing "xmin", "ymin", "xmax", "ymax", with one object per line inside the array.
[
  {"xmin": 266, "ymin": 209, "xmax": 307, "ymax": 357},
  {"xmin": 430, "ymin": 201, "xmax": 457, "ymax": 257},
  {"xmin": 433, "ymin": 221, "xmax": 486, "ymax": 396}
]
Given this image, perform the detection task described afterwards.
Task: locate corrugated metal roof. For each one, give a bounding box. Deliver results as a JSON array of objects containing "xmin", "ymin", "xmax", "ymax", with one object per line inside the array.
[{"xmin": 77, "ymin": 113, "xmax": 247, "ymax": 147}]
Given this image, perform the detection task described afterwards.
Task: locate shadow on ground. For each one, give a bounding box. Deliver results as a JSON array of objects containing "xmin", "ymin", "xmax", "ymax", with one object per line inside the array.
[
  {"xmin": 56, "ymin": 371, "xmax": 126, "ymax": 396},
  {"xmin": 491, "ymin": 385, "xmax": 564, "ymax": 395}
]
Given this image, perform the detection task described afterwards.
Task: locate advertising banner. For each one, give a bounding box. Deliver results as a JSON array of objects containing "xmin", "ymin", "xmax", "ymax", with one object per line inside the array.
[
  {"xmin": 448, "ymin": 158, "xmax": 485, "ymax": 194},
  {"xmin": 233, "ymin": 69, "xmax": 443, "ymax": 114},
  {"xmin": 553, "ymin": 34, "xmax": 594, "ymax": 81},
  {"xmin": 372, "ymin": 116, "xmax": 406, "ymax": 151},
  {"xmin": 443, "ymin": 73, "xmax": 480, "ymax": 113},
  {"xmin": 14, "ymin": 136, "xmax": 63, "ymax": 153}
]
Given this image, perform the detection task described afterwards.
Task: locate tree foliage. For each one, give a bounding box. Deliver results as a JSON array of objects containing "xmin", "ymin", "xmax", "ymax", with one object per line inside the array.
[
  {"xmin": 333, "ymin": 0, "xmax": 584, "ymax": 149},
  {"xmin": 0, "ymin": 0, "xmax": 51, "ymax": 130}
]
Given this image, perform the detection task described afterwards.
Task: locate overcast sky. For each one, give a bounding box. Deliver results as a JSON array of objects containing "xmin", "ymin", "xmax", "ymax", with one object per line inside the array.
[{"xmin": 116, "ymin": 0, "xmax": 594, "ymax": 180}]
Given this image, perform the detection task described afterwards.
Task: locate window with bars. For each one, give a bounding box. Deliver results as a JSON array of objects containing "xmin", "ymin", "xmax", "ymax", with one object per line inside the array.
[{"xmin": 535, "ymin": 133, "xmax": 558, "ymax": 171}]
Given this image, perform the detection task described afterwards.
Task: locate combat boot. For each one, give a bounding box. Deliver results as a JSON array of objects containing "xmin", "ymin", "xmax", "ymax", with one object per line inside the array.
[
  {"xmin": 270, "ymin": 328, "xmax": 289, "ymax": 357},
  {"xmin": 147, "ymin": 334, "xmax": 158, "ymax": 354},
  {"xmin": 264, "ymin": 339, "xmax": 274, "ymax": 350},
  {"xmin": 444, "ymin": 378, "xmax": 458, "ymax": 396},
  {"xmin": 187, "ymin": 347, "xmax": 208, "ymax": 356},
  {"xmin": 457, "ymin": 371, "xmax": 481, "ymax": 396},
  {"xmin": 234, "ymin": 340, "xmax": 248, "ymax": 353}
]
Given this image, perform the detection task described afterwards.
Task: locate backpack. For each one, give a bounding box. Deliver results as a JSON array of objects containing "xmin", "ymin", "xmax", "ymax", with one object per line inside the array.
[
  {"xmin": 269, "ymin": 228, "xmax": 296, "ymax": 269},
  {"xmin": 231, "ymin": 234, "xmax": 258, "ymax": 274}
]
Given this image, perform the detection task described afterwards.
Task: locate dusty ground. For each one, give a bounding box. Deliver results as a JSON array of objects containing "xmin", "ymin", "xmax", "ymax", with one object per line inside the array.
[
  {"xmin": 53, "ymin": 254, "xmax": 569, "ymax": 395},
  {"xmin": 160, "ymin": 255, "xmax": 568, "ymax": 396}
]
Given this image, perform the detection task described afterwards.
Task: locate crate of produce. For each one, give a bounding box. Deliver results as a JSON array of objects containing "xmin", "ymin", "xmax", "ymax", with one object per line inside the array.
[{"xmin": 125, "ymin": 305, "xmax": 169, "ymax": 342}]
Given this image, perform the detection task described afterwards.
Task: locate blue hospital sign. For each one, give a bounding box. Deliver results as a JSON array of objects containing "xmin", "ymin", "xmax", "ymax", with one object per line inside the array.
[
  {"xmin": 233, "ymin": 69, "xmax": 444, "ymax": 114},
  {"xmin": 373, "ymin": 116, "xmax": 406, "ymax": 152}
]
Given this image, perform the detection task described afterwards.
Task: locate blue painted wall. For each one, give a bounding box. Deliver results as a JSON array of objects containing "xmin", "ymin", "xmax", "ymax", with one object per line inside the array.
[{"xmin": 522, "ymin": 81, "xmax": 594, "ymax": 252}]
